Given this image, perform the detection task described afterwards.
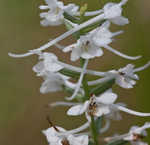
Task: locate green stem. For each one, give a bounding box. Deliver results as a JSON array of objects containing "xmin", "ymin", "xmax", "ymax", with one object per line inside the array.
[
  {"xmin": 80, "ymin": 59, "xmax": 99, "ymax": 145},
  {"xmin": 90, "ymin": 116, "xmax": 99, "ymax": 145}
]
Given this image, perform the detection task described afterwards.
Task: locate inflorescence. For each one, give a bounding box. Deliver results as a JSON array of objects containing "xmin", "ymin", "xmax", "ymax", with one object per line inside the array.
[{"xmin": 9, "ymin": 0, "xmax": 150, "ymax": 145}]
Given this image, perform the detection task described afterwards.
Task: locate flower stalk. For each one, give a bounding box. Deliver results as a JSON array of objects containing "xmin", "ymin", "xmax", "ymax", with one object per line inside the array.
[{"xmin": 9, "ymin": 0, "xmax": 150, "ymax": 145}]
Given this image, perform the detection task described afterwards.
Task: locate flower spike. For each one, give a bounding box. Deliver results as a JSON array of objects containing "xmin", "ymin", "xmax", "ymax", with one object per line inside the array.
[{"xmin": 8, "ymin": 0, "xmax": 129, "ymax": 58}]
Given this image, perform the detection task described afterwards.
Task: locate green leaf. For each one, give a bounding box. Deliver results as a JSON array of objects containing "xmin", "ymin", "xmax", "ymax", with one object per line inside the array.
[
  {"xmin": 63, "ymin": 12, "xmax": 80, "ymax": 24},
  {"xmin": 59, "ymin": 68, "xmax": 80, "ymax": 79},
  {"xmin": 105, "ymin": 140, "xmax": 128, "ymax": 145},
  {"xmin": 89, "ymin": 78, "xmax": 115, "ymax": 96},
  {"xmin": 80, "ymin": 20, "xmax": 105, "ymax": 34}
]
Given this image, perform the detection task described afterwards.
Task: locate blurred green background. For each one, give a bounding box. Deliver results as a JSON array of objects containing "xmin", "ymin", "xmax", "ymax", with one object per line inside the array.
[{"xmin": 1, "ymin": 0, "xmax": 150, "ymax": 144}]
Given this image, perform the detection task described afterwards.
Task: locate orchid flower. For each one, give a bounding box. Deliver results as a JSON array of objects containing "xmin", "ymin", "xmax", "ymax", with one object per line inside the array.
[
  {"xmin": 105, "ymin": 122, "xmax": 150, "ymax": 145},
  {"xmin": 88, "ymin": 61, "xmax": 150, "ymax": 89},
  {"xmin": 33, "ymin": 52, "xmax": 64, "ymax": 75},
  {"xmin": 63, "ymin": 33, "xmax": 103, "ymax": 61},
  {"xmin": 38, "ymin": 72, "xmax": 70, "ymax": 93},
  {"xmin": 43, "ymin": 126, "xmax": 89, "ymax": 145},
  {"xmin": 63, "ymin": 21, "xmax": 132, "ymax": 61},
  {"xmin": 31, "ymin": 51, "xmax": 105, "ymax": 77},
  {"xmin": 8, "ymin": 0, "xmax": 130, "ymax": 58},
  {"xmin": 103, "ymin": 0, "xmax": 129, "ymax": 25},
  {"xmin": 39, "ymin": 0, "xmax": 79, "ymax": 26},
  {"xmin": 67, "ymin": 91, "xmax": 118, "ymax": 117},
  {"xmin": 67, "ymin": 91, "xmax": 150, "ymax": 118}
]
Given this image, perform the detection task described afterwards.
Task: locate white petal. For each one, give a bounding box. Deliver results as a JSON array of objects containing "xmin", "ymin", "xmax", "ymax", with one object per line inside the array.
[
  {"xmin": 40, "ymin": 79, "xmax": 63, "ymax": 93},
  {"xmin": 110, "ymin": 16, "xmax": 129, "ymax": 26},
  {"xmin": 104, "ymin": 3, "xmax": 122, "ymax": 19},
  {"xmin": 71, "ymin": 46, "xmax": 82, "ymax": 61},
  {"xmin": 32, "ymin": 61, "xmax": 45, "ymax": 75},
  {"xmin": 81, "ymin": 48, "xmax": 103, "ymax": 59},
  {"xmin": 42, "ymin": 126, "xmax": 66, "ymax": 143},
  {"xmin": 67, "ymin": 101, "xmax": 89, "ymax": 116},
  {"xmin": 97, "ymin": 92, "xmax": 118, "ymax": 104},
  {"xmin": 95, "ymin": 106, "xmax": 110, "ymax": 116},
  {"xmin": 116, "ymin": 76, "xmax": 134, "ymax": 89},
  {"xmin": 68, "ymin": 135, "xmax": 89, "ymax": 145}
]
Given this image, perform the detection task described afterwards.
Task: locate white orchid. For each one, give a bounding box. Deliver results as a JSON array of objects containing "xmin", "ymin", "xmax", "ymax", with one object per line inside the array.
[
  {"xmin": 67, "ymin": 90, "xmax": 150, "ymax": 118},
  {"xmin": 108, "ymin": 64, "xmax": 139, "ymax": 89},
  {"xmin": 63, "ymin": 21, "xmax": 139, "ymax": 61},
  {"xmin": 103, "ymin": 0, "xmax": 129, "ymax": 25},
  {"xmin": 88, "ymin": 61, "xmax": 150, "ymax": 89},
  {"xmin": 62, "ymin": 21, "xmax": 115, "ymax": 61},
  {"xmin": 32, "ymin": 52, "xmax": 64, "ymax": 76},
  {"xmin": 39, "ymin": 72, "xmax": 69, "ymax": 93},
  {"xmin": 8, "ymin": 0, "xmax": 132, "ymax": 58},
  {"xmin": 63, "ymin": 34, "xmax": 103, "ymax": 61},
  {"xmin": 108, "ymin": 62, "xmax": 150, "ymax": 89},
  {"xmin": 43, "ymin": 126, "xmax": 89, "ymax": 145},
  {"xmin": 39, "ymin": 0, "xmax": 79, "ymax": 26},
  {"xmin": 105, "ymin": 122, "xmax": 150, "ymax": 145},
  {"xmin": 67, "ymin": 91, "xmax": 118, "ymax": 117},
  {"xmin": 91, "ymin": 21, "xmax": 122, "ymax": 47}
]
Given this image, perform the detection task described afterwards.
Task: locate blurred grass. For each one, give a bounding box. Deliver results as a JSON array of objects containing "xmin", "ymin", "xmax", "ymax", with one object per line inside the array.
[{"xmin": 0, "ymin": 0, "xmax": 150, "ymax": 145}]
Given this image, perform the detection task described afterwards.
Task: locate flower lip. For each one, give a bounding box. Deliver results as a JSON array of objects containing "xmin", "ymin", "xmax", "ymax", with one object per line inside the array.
[
  {"xmin": 88, "ymin": 96, "xmax": 98, "ymax": 116},
  {"xmin": 61, "ymin": 138, "xmax": 70, "ymax": 145},
  {"xmin": 132, "ymin": 133, "xmax": 144, "ymax": 141}
]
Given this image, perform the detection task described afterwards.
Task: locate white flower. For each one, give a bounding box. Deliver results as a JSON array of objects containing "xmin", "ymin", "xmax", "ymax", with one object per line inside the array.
[
  {"xmin": 67, "ymin": 91, "xmax": 118, "ymax": 117},
  {"xmin": 33, "ymin": 52, "xmax": 64, "ymax": 76},
  {"xmin": 67, "ymin": 90, "xmax": 150, "ymax": 118},
  {"xmin": 91, "ymin": 21, "xmax": 120, "ymax": 47},
  {"xmin": 40, "ymin": 72, "xmax": 69, "ymax": 93},
  {"xmin": 63, "ymin": 21, "xmax": 122, "ymax": 61},
  {"xmin": 108, "ymin": 62, "xmax": 150, "ymax": 89},
  {"xmin": 103, "ymin": 0, "xmax": 129, "ymax": 25},
  {"xmin": 42, "ymin": 126, "xmax": 89, "ymax": 145},
  {"xmin": 63, "ymin": 34, "xmax": 103, "ymax": 61},
  {"xmin": 108, "ymin": 64, "xmax": 139, "ymax": 89},
  {"xmin": 105, "ymin": 122, "xmax": 150, "ymax": 145},
  {"xmin": 8, "ymin": 0, "xmax": 130, "ymax": 57},
  {"xmin": 88, "ymin": 62, "xmax": 150, "ymax": 89},
  {"xmin": 124, "ymin": 122, "xmax": 150, "ymax": 141},
  {"xmin": 39, "ymin": 0, "xmax": 79, "ymax": 26},
  {"xmin": 63, "ymin": 20, "xmax": 141, "ymax": 61}
]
